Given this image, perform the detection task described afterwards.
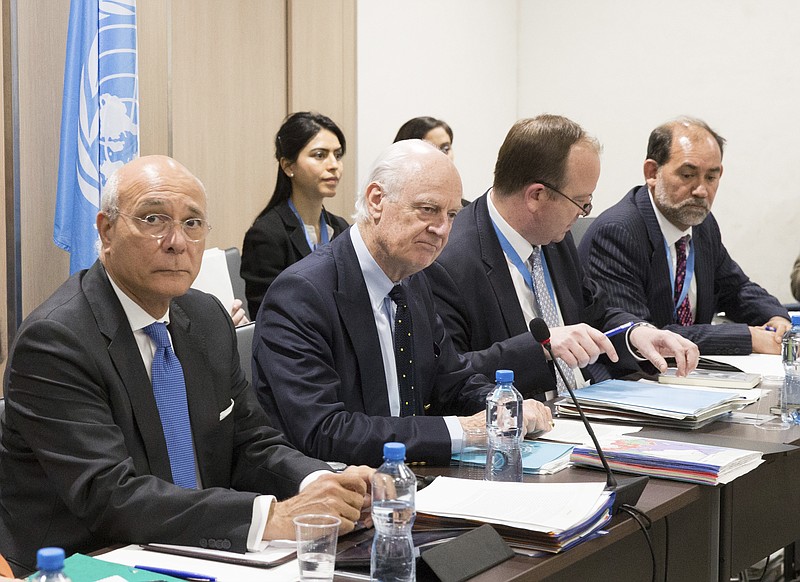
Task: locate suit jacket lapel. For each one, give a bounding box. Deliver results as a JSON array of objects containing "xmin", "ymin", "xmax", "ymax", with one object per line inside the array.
[
  {"xmin": 332, "ymin": 235, "xmax": 391, "ymax": 416},
  {"xmin": 83, "ymin": 263, "xmax": 173, "ymax": 481},
  {"xmin": 277, "ymin": 202, "xmax": 313, "ymax": 258},
  {"xmin": 691, "ymin": 224, "xmax": 713, "ymax": 322},
  {"xmin": 475, "ymin": 195, "xmax": 529, "ymax": 336},
  {"xmin": 635, "ymin": 186, "xmax": 676, "ymax": 323}
]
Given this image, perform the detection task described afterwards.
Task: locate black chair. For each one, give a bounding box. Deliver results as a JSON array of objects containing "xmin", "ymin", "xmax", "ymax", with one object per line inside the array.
[
  {"xmin": 235, "ymin": 322, "xmax": 255, "ymax": 385},
  {"xmin": 569, "ymin": 216, "xmax": 595, "ymax": 246},
  {"xmin": 224, "ymin": 247, "xmax": 249, "ymax": 320},
  {"xmin": 0, "ymin": 397, "xmax": 4, "ymax": 440}
]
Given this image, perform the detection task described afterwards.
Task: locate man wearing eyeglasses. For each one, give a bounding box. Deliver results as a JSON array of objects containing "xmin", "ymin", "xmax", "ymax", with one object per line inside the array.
[
  {"xmin": 0, "ymin": 155, "xmax": 371, "ymax": 575},
  {"xmin": 577, "ymin": 117, "xmax": 790, "ymax": 355},
  {"xmin": 425, "ymin": 115, "xmax": 699, "ymax": 399}
]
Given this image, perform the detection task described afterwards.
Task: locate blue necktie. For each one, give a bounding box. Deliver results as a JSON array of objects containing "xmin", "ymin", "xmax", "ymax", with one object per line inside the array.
[{"xmin": 143, "ymin": 322, "xmax": 198, "ymax": 489}]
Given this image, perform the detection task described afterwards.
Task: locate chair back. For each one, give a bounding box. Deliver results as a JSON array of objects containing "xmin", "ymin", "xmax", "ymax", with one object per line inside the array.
[
  {"xmin": 235, "ymin": 322, "xmax": 256, "ymax": 385},
  {"xmin": 224, "ymin": 247, "xmax": 249, "ymax": 320},
  {"xmin": 0, "ymin": 397, "xmax": 4, "ymax": 442},
  {"xmin": 569, "ymin": 216, "xmax": 596, "ymax": 246}
]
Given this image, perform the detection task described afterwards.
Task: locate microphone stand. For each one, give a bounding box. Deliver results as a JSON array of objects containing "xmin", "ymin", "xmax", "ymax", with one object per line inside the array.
[{"xmin": 532, "ymin": 319, "xmax": 648, "ymax": 513}]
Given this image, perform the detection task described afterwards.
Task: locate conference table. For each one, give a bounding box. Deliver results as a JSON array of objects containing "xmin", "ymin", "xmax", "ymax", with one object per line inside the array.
[
  {"xmin": 97, "ymin": 357, "xmax": 799, "ymax": 582},
  {"xmin": 413, "ymin": 357, "xmax": 800, "ymax": 582}
]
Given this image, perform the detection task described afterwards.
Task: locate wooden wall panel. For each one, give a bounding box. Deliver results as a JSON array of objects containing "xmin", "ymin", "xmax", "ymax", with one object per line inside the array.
[
  {"xmin": 3, "ymin": 0, "xmax": 358, "ymax": 366},
  {"xmin": 16, "ymin": 0, "xmax": 69, "ymax": 315},
  {"xmin": 170, "ymin": 0, "xmax": 287, "ymax": 252},
  {"xmin": 288, "ymin": 0, "xmax": 357, "ymax": 221},
  {"xmin": 138, "ymin": 0, "xmax": 170, "ymax": 156}
]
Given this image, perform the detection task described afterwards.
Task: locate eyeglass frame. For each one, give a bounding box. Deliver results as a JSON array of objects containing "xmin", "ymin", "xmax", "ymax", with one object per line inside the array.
[
  {"xmin": 117, "ymin": 212, "xmax": 212, "ymax": 243},
  {"xmin": 535, "ymin": 180, "xmax": 593, "ymax": 217}
]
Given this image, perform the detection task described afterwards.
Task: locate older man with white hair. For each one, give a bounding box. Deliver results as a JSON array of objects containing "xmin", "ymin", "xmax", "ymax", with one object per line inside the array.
[{"xmin": 252, "ymin": 140, "xmax": 553, "ymax": 467}]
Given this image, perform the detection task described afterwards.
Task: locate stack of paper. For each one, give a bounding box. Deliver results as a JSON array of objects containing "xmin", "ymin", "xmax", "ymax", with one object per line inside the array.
[
  {"xmin": 658, "ymin": 368, "xmax": 761, "ymax": 389},
  {"xmin": 555, "ymin": 379, "xmax": 756, "ymax": 429},
  {"xmin": 571, "ymin": 435, "xmax": 763, "ymax": 485},
  {"xmin": 451, "ymin": 440, "xmax": 574, "ymax": 475},
  {"xmin": 415, "ymin": 477, "xmax": 613, "ymax": 553}
]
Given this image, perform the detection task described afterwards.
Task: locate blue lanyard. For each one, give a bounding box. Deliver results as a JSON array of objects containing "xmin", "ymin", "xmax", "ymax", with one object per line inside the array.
[
  {"xmin": 490, "ymin": 218, "xmax": 557, "ymax": 308},
  {"xmin": 664, "ymin": 236, "xmax": 695, "ymax": 318},
  {"xmin": 288, "ymin": 199, "xmax": 330, "ymax": 251}
]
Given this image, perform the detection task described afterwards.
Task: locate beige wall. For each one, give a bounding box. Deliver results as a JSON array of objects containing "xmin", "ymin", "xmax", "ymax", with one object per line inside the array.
[{"xmin": 1, "ymin": 0, "xmax": 357, "ymax": 387}]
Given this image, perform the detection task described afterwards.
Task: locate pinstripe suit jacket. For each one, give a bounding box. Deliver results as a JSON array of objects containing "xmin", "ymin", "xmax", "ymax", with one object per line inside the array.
[
  {"xmin": 577, "ymin": 185, "xmax": 788, "ymax": 354},
  {"xmin": 424, "ymin": 192, "xmax": 651, "ymax": 398}
]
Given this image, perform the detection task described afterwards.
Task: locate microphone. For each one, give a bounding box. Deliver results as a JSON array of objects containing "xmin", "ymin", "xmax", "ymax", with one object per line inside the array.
[{"xmin": 529, "ymin": 318, "xmax": 647, "ymax": 513}]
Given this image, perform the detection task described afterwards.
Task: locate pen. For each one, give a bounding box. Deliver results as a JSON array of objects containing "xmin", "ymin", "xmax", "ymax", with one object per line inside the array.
[
  {"xmin": 604, "ymin": 321, "xmax": 636, "ymax": 338},
  {"xmin": 765, "ymin": 325, "xmax": 777, "ymax": 332},
  {"xmin": 134, "ymin": 564, "xmax": 216, "ymax": 582}
]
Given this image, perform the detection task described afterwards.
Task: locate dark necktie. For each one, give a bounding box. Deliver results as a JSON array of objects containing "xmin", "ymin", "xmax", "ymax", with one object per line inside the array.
[
  {"xmin": 529, "ymin": 247, "xmax": 576, "ymax": 394},
  {"xmin": 674, "ymin": 235, "xmax": 694, "ymax": 326},
  {"xmin": 143, "ymin": 322, "xmax": 198, "ymax": 489},
  {"xmin": 388, "ymin": 285, "xmax": 418, "ymax": 417}
]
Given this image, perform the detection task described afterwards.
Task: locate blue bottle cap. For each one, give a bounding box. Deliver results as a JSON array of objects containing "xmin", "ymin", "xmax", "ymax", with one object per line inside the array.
[
  {"xmin": 495, "ymin": 369, "xmax": 514, "ymax": 383},
  {"xmin": 383, "ymin": 442, "xmax": 406, "ymax": 461},
  {"xmin": 37, "ymin": 547, "xmax": 65, "ymax": 571},
  {"xmin": 792, "ymin": 315, "xmax": 800, "ymax": 326}
]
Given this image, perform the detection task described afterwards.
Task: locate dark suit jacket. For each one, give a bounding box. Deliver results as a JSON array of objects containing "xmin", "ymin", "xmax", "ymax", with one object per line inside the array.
[
  {"xmin": 424, "ymin": 193, "xmax": 650, "ymax": 397},
  {"xmin": 241, "ymin": 200, "xmax": 350, "ymax": 316},
  {"xmin": 577, "ymin": 185, "xmax": 789, "ymax": 354},
  {"xmin": 0, "ymin": 262, "xmax": 327, "ymax": 572},
  {"xmin": 252, "ymin": 229, "xmax": 491, "ymax": 467}
]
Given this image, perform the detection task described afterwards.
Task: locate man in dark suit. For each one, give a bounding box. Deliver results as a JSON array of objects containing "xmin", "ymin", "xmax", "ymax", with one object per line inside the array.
[
  {"xmin": 578, "ymin": 117, "xmax": 790, "ymax": 355},
  {"xmin": 0, "ymin": 156, "xmax": 369, "ymax": 575},
  {"xmin": 425, "ymin": 115, "xmax": 699, "ymax": 398},
  {"xmin": 253, "ymin": 140, "xmax": 553, "ymax": 467}
]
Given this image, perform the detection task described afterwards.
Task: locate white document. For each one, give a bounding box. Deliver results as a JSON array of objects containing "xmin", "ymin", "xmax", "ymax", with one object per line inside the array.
[
  {"xmin": 191, "ymin": 247, "xmax": 236, "ymax": 312},
  {"xmin": 539, "ymin": 418, "xmax": 642, "ymax": 445},
  {"xmin": 416, "ymin": 477, "xmax": 608, "ymax": 533},
  {"xmin": 702, "ymin": 354, "xmax": 784, "ymax": 380},
  {"xmin": 98, "ymin": 543, "xmax": 297, "ymax": 582}
]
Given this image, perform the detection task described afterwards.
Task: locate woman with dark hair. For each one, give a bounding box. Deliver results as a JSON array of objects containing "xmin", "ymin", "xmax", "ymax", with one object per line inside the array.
[
  {"xmin": 393, "ymin": 116, "xmax": 454, "ymax": 159},
  {"xmin": 394, "ymin": 116, "xmax": 468, "ymax": 206},
  {"xmin": 241, "ymin": 112, "xmax": 350, "ymax": 316}
]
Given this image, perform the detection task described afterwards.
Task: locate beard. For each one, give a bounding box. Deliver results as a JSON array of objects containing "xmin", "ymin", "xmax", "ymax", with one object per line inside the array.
[{"xmin": 653, "ymin": 181, "xmax": 710, "ymax": 228}]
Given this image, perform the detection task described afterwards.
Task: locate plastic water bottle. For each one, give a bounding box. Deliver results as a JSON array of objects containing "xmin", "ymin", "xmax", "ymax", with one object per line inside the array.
[
  {"xmin": 485, "ymin": 369, "xmax": 523, "ymax": 482},
  {"xmin": 31, "ymin": 547, "xmax": 72, "ymax": 582},
  {"xmin": 371, "ymin": 442, "xmax": 416, "ymax": 582},
  {"xmin": 781, "ymin": 315, "xmax": 800, "ymax": 425}
]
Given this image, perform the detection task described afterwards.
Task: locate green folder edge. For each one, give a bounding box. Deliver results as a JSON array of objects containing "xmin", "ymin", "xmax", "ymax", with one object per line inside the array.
[{"xmin": 45, "ymin": 553, "xmax": 186, "ymax": 582}]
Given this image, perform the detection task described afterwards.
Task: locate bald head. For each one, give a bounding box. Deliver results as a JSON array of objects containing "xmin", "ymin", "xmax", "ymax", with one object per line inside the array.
[
  {"xmin": 97, "ymin": 155, "xmax": 210, "ymax": 317},
  {"xmin": 101, "ymin": 155, "xmax": 206, "ymax": 221}
]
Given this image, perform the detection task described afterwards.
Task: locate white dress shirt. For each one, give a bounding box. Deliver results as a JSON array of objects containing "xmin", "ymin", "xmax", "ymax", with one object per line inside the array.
[
  {"xmin": 106, "ymin": 272, "xmax": 324, "ymax": 550},
  {"xmin": 350, "ymin": 225, "xmax": 464, "ymax": 452},
  {"xmin": 647, "ymin": 191, "xmax": 697, "ymax": 320}
]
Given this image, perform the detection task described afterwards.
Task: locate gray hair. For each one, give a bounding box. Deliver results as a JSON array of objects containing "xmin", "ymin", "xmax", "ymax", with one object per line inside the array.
[{"xmin": 353, "ymin": 139, "xmax": 438, "ymax": 223}]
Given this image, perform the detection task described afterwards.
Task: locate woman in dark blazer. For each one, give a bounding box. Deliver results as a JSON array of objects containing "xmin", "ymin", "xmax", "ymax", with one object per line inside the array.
[{"xmin": 241, "ymin": 112, "xmax": 350, "ymax": 316}]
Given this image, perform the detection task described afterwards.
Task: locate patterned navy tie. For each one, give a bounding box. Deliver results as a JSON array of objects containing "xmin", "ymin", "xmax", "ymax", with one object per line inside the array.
[
  {"xmin": 143, "ymin": 322, "xmax": 198, "ymax": 489},
  {"xmin": 388, "ymin": 285, "xmax": 418, "ymax": 417},
  {"xmin": 530, "ymin": 246, "xmax": 576, "ymax": 394},
  {"xmin": 674, "ymin": 235, "xmax": 694, "ymax": 326}
]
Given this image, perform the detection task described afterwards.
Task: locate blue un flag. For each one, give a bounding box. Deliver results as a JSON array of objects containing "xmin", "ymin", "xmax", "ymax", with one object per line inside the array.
[{"xmin": 54, "ymin": 0, "xmax": 139, "ymax": 274}]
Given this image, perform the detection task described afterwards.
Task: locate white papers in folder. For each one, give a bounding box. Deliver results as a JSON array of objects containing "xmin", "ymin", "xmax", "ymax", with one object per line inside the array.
[
  {"xmin": 415, "ymin": 477, "xmax": 609, "ymax": 533},
  {"xmin": 191, "ymin": 247, "xmax": 236, "ymax": 312},
  {"xmin": 539, "ymin": 418, "xmax": 642, "ymax": 445}
]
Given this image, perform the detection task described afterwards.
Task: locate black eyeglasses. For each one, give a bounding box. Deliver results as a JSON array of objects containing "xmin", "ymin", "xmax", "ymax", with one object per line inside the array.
[{"xmin": 537, "ymin": 180, "xmax": 593, "ymax": 217}]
